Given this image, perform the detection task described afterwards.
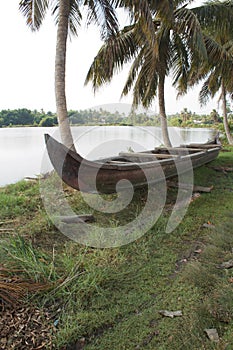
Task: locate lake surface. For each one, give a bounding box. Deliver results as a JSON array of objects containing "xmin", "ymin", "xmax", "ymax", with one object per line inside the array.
[{"xmin": 0, "ymin": 126, "xmax": 216, "ymax": 187}]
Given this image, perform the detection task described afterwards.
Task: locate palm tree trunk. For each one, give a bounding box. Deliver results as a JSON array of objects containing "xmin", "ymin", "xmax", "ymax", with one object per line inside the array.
[
  {"xmin": 158, "ymin": 73, "xmax": 172, "ymax": 147},
  {"xmin": 55, "ymin": 0, "xmax": 76, "ymax": 151},
  {"xmin": 221, "ymin": 82, "xmax": 233, "ymax": 145}
]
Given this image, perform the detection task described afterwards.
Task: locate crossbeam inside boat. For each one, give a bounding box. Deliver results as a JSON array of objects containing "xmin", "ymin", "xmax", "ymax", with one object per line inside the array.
[
  {"xmin": 102, "ymin": 151, "xmax": 177, "ymax": 164},
  {"xmin": 119, "ymin": 152, "xmax": 179, "ymax": 159},
  {"xmin": 153, "ymin": 147, "xmax": 206, "ymax": 155}
]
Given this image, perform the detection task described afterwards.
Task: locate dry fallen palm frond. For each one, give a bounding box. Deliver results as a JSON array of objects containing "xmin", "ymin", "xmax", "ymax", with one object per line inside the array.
[
  {"xmin": 0, "ymin": 268, "xmax": 56, "ymax": 348},
  {"xmin": 0, "ymin": 269, "xmax": 51, "ymax": 307}
]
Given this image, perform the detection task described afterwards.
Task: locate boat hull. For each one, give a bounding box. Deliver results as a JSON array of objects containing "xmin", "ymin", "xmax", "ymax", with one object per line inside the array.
[{"xmin": 45, "ymin": 134, "xmax": 220, "ymax": 194}]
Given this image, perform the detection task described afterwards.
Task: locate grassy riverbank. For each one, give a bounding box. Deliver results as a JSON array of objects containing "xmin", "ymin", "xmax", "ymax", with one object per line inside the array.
[{"xmin": 0, "ymin": 147, "xmax": 233, "ymax": 349}]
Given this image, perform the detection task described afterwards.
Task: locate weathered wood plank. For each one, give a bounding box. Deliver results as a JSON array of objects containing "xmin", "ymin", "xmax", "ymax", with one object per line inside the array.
[
  {"xmin": 202, "ymin": 223, "xmax": 216, "ymax": 229},
  {"xmin": 180, "ymin": 144, "xmax": 220, "ymax": 149},
  {"xmin": 119, "ymin": 152, "xmax": 179, "ymax": 159},
  {"xmin": 59, "ymin": 215, "xmax": 95, "ymax": 224},
  {"xmin": 209, "ymin": 166, "xmax": 233, "ymax": 172},
  {"xmin": 0, "ymin": 228, "xmax": 14, "ymax": 232},
  {"xmin": 106, "ymin": 160, "xmax": 131, "ymax": 164},
  {"xmin": 155, "ymin": 147, "xmax": 206, "ymax": 152},
  {"xmin": 193, "ymin": 185, "xmax": 214, "ymax": 192},
  {"xmin": 0, "ymin": 220, "xmax": 16, "ymax": 226},
  {"xmin": 168, "ymin": 181, "xmax": 213, "ymax": 193}
]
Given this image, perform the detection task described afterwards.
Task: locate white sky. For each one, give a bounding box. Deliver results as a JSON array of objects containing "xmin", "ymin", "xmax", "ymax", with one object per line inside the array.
[{"xmin": 0, "ymin": 0, "xmax": 219, "ymax": 115}]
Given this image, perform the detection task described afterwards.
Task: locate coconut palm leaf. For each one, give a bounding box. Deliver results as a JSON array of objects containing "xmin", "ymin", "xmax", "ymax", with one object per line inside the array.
[
  {"xmin": 0, "ymin": 268, "xmax": 51, "ymax": 306},
  {"xmin": 122, "ymin": 23, "xmax": 172, "ymax": 109},
  {"xmin": 84, "ymin": 0, "xmax": 119, "ymax": 39},
  {"xmin": 192, "ymin": 0, "xmax": 233, "ymax": 38},
  {"xmin": 51, "ymin": 0, "xmax": 82, "ymax": 36},
  {"xmin": 131, "ymin": 48, "xmax": 159, "ymax": 107},
  {"xmin": 171, "ymin": 31, "xmax": 190, "ymax": 91},
  {"xmin": 175, "ymin": 7, "xmax": 207, "ymax": 60},
  {"xmin": 121, "ymin": 47, "xmax": 145, "ymax": 98},
  {"xmin": 19, "ymin": 0, "xmax": 49, "ymax": 31},
  {"xmin": 188, "ymin": 38, "xmax": 233, "ymax": 89},
  {"xmin": 178, "ymin": 33, "xmax": 233, "ymax": 97},
  {"xmin": 85, "ymin": 24, "xmax": 141, "ymax": 90},
  {"xmin": 116, "ymin": 0, "xmax": 172, "ymax": 37},
  {"xmin": 199, "ymin": 73, "xmax": 219, "ymax": 106},
  {"xmin": 204, "ymin": 34, "xmax": 230, "ymax": 61}
]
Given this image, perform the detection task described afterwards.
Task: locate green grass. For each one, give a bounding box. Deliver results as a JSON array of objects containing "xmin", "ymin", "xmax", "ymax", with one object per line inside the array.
[
  {"xmin": 0, "ymin": 147, "xmax": 233, "ymax": 349},
  {"xmin": 0, "ymin": 180, "xmax": 41, "ymax": 219}
]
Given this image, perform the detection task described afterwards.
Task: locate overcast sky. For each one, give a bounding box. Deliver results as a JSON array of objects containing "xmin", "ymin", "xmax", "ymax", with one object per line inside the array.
[{"xmin": 0, "ymin": 1, "xmax": 219, "ymax": 115}]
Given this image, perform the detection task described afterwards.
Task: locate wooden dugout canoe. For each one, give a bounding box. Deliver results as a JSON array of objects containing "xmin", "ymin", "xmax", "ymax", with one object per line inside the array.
[{"xmin": 44, "ymin": 134, "xmax": 221, "ymax": 194}]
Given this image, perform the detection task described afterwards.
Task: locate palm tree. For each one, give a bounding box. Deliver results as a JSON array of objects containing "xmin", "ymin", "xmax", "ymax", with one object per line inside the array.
[
  {"xmin": 85, "ymin": 1, "xmax": 233, "ymax": 147},
  {"xmin": 210, "ymin": 109, "xmax": 219, "ymax": 124},
  {"xmin": 180, "ymin": 108, "xmax": 191, "ymax": 123},
  {"xmin": 19, "ymin": 0, "xmax": 118, "ymax": 150},
  {"xmin": 197, "ymin": 50, "xmax": 233, "ymax": 144},
  {"xmin": 184, "ymin": 23, "xmax": 233, "ymax": 144}
]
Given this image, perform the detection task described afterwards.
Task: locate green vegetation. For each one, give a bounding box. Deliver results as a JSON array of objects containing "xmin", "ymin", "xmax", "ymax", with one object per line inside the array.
[
  {"xmin": 168, "ymin": 107, "xmax": 233, "ymax": 138},
  {"xmin": 0, "ymin": 107, "xmax": 158, "ymax": 127},
  {"xmin": 68, "ymin": 108, "xmax": 157, "ymax": 126},
  {"xmin": 0, "ymin": 109, "xmax": 58, "ymax": 127},
  {"xmin": 1, "ymin": 106, "xmax": 233, "ymax": 133},
  {"xmin": 0, "ymin": 147, "xmax": 233, "ymax": 349}
]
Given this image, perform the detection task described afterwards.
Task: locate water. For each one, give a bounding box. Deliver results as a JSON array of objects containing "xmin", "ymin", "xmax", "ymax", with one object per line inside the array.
[{"xmin": 0, "ymin": 126, "xmax": 216, "ymax": 187}]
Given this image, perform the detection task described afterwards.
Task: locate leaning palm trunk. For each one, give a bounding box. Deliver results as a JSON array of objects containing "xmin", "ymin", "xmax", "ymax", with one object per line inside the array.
[
  {"xmin": 158, "ymin": 73, "xmax": 172, "ymax": 147},
  {"xmin": 55, "ymin": 0, "xmax": 76, "ymax": 151},
  {"xmin": 221, "ymin": 82, "xmax": 233, "ymax": 145}
]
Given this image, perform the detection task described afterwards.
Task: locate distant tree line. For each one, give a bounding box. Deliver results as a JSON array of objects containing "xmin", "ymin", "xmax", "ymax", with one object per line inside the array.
[
  {"xmin": 2, "ymin": 107, "xmax": 231, "ymax": 129},
  {"xmin": 69, "ymin": 108, "xmax": 157, "ymax": 126},
  {"xmin": 68, "ymin": 108, "xmax": 124, "ymax": 125},
  {"xmin": 0, "ymin": 108, "xmax": 158, "ymax": 127},
  {"xmin": 0, "ymin": 109, "xmax": 57, "ymax": 127},
  {"xmin": 168, "ymin": 106, "xmax": 233, "ymax": 130}
]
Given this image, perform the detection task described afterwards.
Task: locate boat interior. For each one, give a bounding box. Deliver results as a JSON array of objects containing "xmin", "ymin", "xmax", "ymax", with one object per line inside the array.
[{"xmin": 97, "ymin": 146, "xmax": 213, "ymax": 165}]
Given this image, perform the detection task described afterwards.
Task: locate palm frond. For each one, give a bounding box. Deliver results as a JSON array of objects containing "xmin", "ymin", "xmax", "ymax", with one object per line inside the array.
[
  {"xmin": 122, "ymin": 31, "xmax": 170, "ymax": 109},
  {"xmin": 51, "ymin": 0, "xmax": 82, "ymax": 37},
  {"xmin": 140, "ymin": 71, "xmax": 159, "ymax": 108},
  {"xmin": 128, "ymin": 0, "xmax": 156, "ymax": 44},
  {"xmin": 84, "ymin": 0, "xmax": 119, "ymax": 40},
  {"xmin": 85, "ymin": 24, "xmax": 139, "ymax": 90},
  {"xmin": 113, "ymin": 0, "xmax": 172, "ymax": 43},
  {"xmin": 223, "ymin": 40, "xmax": 233, "ymax": 54},
  {"xmin": 204, "ymin": 34, "xmax": 231, "ymax": 62},
  {"xmin": 19, "ymin": 0, "xmax": 49, "ymax": 31},
  {"xmin": 171, "ymin": 32, "xmax": 190, "ymax": 92},
  {"xmin": 199, "ymin": 79, "xmax": 212, "ymax": 106},
  {"xmin": 0, "ymin": 268, "xmax": 51, "ymax": 306},
  {"xmin": 208, "ymin": 68, "xmax": 221, "ymax": 94},
  {"xmin": 175, "ymin": 7, "xmax": 207, "ymax": 60},
  {"xmin": 129, "ymin": 25, "xmax": 171, "ymax": 108},
  {"xmin": 156, "ymin": 25, "xmax": 172, "ymax": 75},
  {"xmin": 148, "ymin": 0, "xmax": 174, "ymax": 23},
  {"xmin": 130, "ymin": 58, "xmax": 158, "ymax": 109},
  {"xmin": 186, "ymin": 62, "xmax": 210, "ymax": 88},
  {"xmin": 68, "ymin": 0, "xmax": 82, "ymax": 36},
  {"xmin": 133, "ymin": 49, "xmax": 159, "ymax": 108},
  {"xmin": 199, "ymin": 68, "xmax": 222, "ymax": 106},
  {"xmin": 121, "ymin": 47, "xmax": 145, "ymax": 97},
  {"xmin": 192, "ymin": 1, "xmax": 233, "ymax": 39},
  {"xmin": 175, "ymin": 0, "xmax": 194, "ymax": 8},
  {"xmin": 220, "ymin": 61, "xmax": 233, "ymax": 91}
]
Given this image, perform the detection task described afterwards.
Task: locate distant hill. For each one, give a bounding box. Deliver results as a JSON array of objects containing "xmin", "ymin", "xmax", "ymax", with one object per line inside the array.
[{"xmin": 90, "ymin": 103, "xmax": 156, "ymax": 116}]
